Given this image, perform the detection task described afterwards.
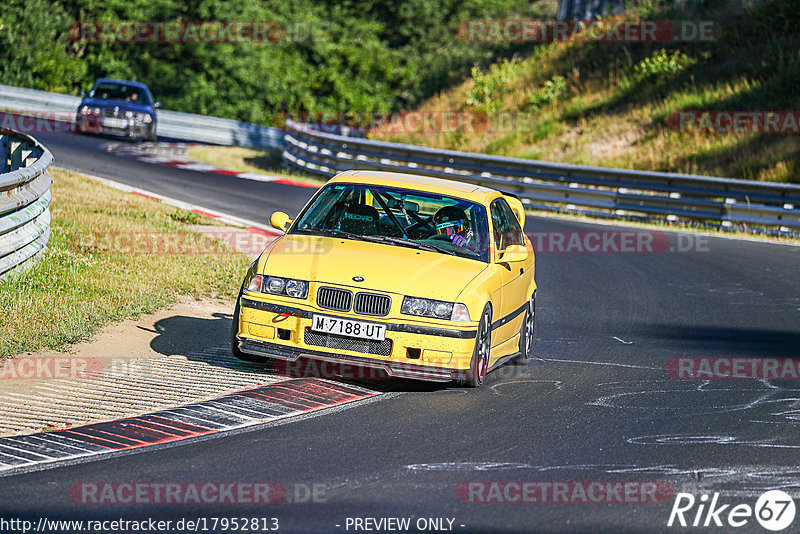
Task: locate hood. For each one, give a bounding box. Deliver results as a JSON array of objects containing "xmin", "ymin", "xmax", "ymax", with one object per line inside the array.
[
  {"xmin": 260, "ymin": 235, "xmax": 487, "ymax": 302},
  {"xmin": 79, "ymin": 97, "xmax": 155, "ymax": 114}
]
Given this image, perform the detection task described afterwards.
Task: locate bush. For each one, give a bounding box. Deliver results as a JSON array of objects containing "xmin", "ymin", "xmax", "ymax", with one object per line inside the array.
[
  {"xmin": 619, "ymin": 49, "xmax": 696, "ymax": 91},
  {"xmin": 466, "ymin": 58, "xmax": 522, "ymax": 113},
  {"xmin": 527, "ymin": 75, "xmax": 567, "ymax": 111}
]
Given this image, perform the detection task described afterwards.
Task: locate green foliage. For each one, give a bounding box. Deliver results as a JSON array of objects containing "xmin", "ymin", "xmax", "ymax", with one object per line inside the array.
[
  {"xmin": 1, "ymin": 0, "xmax": 557, "ymax": 124},
  {"xmin": 526, "ymin": 75, "xmax": 567, "ymax": 111},
  {"xmin": 466, "ymin": 58, "xmax": 522, "ymax": 113},
  {"xmin": 168, "ymin": 210, "xmax": 203, "ymax": 224},
  {"xmin": 0, "ymin": 0, "xmax": 86, "ymax": 92},
  {"xmin": 619, "ymin": 49, "xmax": 697, "ymax": 92}
]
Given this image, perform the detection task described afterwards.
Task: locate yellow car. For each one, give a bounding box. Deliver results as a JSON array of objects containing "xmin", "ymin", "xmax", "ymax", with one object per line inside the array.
[{"xmin": 231, "ymin": 170, "xmax": 536, "ymax": 387}]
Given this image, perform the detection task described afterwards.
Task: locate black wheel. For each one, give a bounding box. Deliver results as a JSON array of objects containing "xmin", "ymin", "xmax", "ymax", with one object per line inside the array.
[
  {"xmin": 231, "ymin": 290, "xmax": 266, "ymax": 363},
  {"xmin": 512, "ymin": 293, "xmax": 535, "ymax": 364},
  {"xmin": 459, "ymin": 304, "xmax": 492, "ymax": 388}
]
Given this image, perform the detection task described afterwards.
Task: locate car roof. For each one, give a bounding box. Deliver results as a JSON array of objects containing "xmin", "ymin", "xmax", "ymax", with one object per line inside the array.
[
  {"xmin": 93, "ymin": 78, "xmax": 151, "ymax": 90},
  {"xmin": 329, "ymin": 170, "xmax": 500, "ymax": 202}
]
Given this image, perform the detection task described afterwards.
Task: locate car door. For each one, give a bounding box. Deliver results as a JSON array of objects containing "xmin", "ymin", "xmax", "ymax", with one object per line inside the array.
[{"xmin": 490, "ymin": 198, "xmax": 530, "ymax": 347}]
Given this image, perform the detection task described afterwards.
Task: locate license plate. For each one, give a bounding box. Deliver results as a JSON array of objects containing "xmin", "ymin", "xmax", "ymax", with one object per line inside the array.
[
  {"xmin": 311, "ymin": 315, "xmax": 386, "ymax": 341},
  {"xmin": 103, "ymin": 117, "xmax": 127, "ymax": 128}
]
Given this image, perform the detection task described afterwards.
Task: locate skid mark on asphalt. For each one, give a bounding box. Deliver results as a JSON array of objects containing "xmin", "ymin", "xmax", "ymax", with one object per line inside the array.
[
  {"xmin": 545, "ymin": 358, "xmax": 661, "ymax": 370},
  {"xmin": 611, "ymin": 336, "xmax": 634, "ymax": 344},
  {"xmin": 587, "ymin": 379, "xmax": 800, "ymax": 452},
  {"xmin": 0, "ymin": 347, "xmax": 304, "ymax": 435},
  {"xmin": 0, "ymin": 378, "xmax": 376, "ymax": 475}
]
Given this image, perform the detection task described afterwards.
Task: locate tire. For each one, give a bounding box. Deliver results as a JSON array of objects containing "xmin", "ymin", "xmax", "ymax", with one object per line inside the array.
[
  {"xmin": 512, "ymin": 293, "xmax": 535, "ymax": 364},
  {"xmin": 231, "ymin": 290, "xmax": 266, "ymax": 363},
  {"xmin": 459, "ymin": 304, "xmax": 492, "ymax": 388}
]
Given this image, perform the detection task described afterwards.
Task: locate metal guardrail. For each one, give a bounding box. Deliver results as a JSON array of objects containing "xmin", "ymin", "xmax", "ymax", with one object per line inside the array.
[
  {"xmin": 283, "ymin": 120, "xmax": 800, "ymax": 231},
  {"xmin": 0, "ymin": 129, "xmax": 53, "ymax": 277},
  {"xmin": 3, "ymin": 84, "xmax": 798, "ymax": 231},
  {"xmin": 0, "ymin": 84, "xmax": 282, "ymax": 150}
]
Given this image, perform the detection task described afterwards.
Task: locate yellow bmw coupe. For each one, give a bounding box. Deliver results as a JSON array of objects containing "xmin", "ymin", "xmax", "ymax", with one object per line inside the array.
[{"xmin": 232, "ymin": 170, "xmax": 536, "ymax": 387}]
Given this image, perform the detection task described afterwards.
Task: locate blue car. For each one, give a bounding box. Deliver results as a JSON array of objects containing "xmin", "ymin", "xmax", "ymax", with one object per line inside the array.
[{"xmin": 76, "ymin": 78, "xmax": 160, "ymax": 142}]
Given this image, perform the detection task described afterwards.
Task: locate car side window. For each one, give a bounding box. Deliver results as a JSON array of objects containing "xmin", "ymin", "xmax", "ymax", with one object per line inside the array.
[
  {"xmin": 491, "ymin": 198, "xmax": 525, "ymax": 251},
  {"xmin": 490, "ymin": 200, "xmax": 509, "ymax": 251},
  {"xmin": 499, "ymin": 199, "xmax": 525, "ymax": 246}
]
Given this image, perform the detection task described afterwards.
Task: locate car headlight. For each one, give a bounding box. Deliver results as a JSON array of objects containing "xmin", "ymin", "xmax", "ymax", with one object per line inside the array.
[
  {"xmin": 401, "ymin": 297, "xmax": 471, "ymax": 322},
  {"xmin": 285, "ymin": 279, "xmax": 307, "ymax": 298},
  {"xmin": 135, "ymin": 112, "xmax": 153, "ymax": 123},
  {"xmin": 265, "ymin": 276, "xmax": 308, "ymax": 299},
  {"xmin": 266, "ymin": 276, "xmax": 284, "ymax": 293},
  {"xmin": 79, "ymin": 106, "xmax": 90, "ymax": 115}
]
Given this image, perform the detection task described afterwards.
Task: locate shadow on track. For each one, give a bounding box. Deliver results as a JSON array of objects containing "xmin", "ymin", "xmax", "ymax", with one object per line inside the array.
[
  {"xmin": 644, "ymin": 324, "xmax": 800, "ymax": 358},
  {"xmin": 147, "ymin": 313, "xmax": 451, "ymax": 393}
]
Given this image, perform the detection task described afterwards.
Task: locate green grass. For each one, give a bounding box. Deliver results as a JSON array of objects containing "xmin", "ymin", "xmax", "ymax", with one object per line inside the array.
[
  {"xmin": 369, "ymin": 0, "xmax": 800, "ymax": 184},
  {"xmin": 0, "ymin": 169, "xmax": 251, "ymax": 360}
]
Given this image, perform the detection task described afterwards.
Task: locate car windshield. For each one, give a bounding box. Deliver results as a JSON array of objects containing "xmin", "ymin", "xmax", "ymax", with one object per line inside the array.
[
  {"xmin": 88, "ymin": 82, "xmax": 150, "ymax": 105},
  {"xmin": 290, "ymin": 182, "xmax": 490, "ymax": 262}
]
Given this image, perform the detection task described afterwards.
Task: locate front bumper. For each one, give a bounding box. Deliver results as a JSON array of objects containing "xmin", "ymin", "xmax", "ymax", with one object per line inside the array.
[
  {"xmin": 77, "ymin": 117, "xmax": 154, "ymax": 139},
  {"xmin": 235, "ymin": 294, "xmax": 478, "ymax": 382}
]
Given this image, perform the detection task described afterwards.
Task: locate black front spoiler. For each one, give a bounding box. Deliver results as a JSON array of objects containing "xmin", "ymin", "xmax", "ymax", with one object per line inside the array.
[{"xmin": 237, "ymin": 337, "xmax": 464, "ymax": 382}]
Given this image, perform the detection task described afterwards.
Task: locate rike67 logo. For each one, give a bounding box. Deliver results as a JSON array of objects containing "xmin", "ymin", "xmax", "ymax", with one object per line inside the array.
[{"xmin": 668, "ymin": 490, "xmax": 796, "ymax": 531}]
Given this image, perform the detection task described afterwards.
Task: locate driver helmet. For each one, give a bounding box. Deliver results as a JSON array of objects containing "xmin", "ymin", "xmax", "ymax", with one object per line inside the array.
[{"xmin": 434, "ymin": 206, "xmax": 468, "ymax": 238}]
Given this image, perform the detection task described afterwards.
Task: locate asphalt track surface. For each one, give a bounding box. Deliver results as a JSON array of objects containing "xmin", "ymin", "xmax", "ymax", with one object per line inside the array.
[{"xmin": 2, "ymin": 131, "xmax": 799, "ymax": 533}]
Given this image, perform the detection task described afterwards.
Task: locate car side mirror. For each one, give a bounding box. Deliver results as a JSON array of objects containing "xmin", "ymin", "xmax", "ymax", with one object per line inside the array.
[
  {"xmin": 153, "ymin": 101, "xmax": 162, "ymax": 108},
  {"xmin": 497, "ymin": 244, "xmax": 528, "ymax": 264},
  {"xmin": 270, "ymin": 211, "xmax": 292, "ymax": 232}
]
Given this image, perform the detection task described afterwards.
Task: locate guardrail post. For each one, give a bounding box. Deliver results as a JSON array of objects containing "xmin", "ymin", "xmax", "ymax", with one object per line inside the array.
[
  {"xmin": 0, "ymin": 134, "xmax": 8, "ymax": 174},
  {"xmin": 10, "ymin": 140, "xmax": 23, "ymax": 169}
]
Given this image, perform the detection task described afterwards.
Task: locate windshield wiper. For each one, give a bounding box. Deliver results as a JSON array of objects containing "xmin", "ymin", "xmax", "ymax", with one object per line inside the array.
[
  {"xmin": 296, "ymin": 228, "xmax": 366, "ymax": 241},
  {"xmin": 362, "ymin": 235, "xmax": 459, "ymax": 256},
  {"xmin": 297, "ymin": 229, "xmax": 461, "ymax": 256}
]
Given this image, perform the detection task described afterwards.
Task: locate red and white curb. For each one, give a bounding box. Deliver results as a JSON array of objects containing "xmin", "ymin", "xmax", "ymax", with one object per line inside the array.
[
  {"xmin": 0, "ymin": 373, "xmax": 378, "ymax": 475},
  {"xmin": 106, "ymin": 142, "xmax": 317, "ymax": 189}
]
